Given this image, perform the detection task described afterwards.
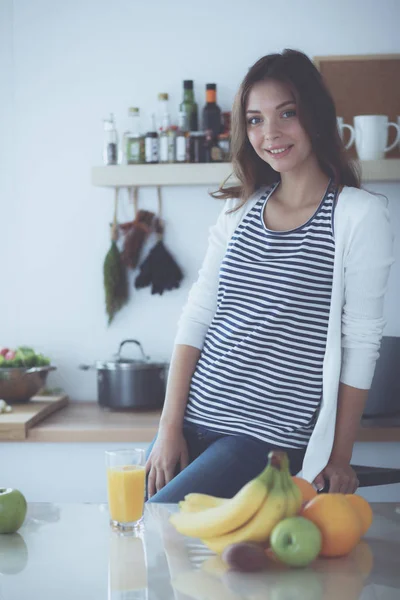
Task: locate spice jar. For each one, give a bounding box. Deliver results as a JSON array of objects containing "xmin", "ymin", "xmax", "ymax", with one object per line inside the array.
[
  {"xmin": 189, "ymin": 131, "xmax": 206, "ymax": 163},
  {"xmin": 218, "ymin": 133, "xmax": 231, "ymax": 162}
]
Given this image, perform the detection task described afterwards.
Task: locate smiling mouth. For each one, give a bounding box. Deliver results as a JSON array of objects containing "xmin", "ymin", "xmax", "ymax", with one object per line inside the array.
[{"xmin": 266, "ymin": 145, "xmax": 293, "ymax": 155}]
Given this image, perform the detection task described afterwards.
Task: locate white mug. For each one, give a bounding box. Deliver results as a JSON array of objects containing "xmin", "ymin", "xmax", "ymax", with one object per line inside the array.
[
  {"xmin": 337, "ymin": 117, "xmax": 355, "ymax": 150},
  {"xmin": 354, "ymin": 115, "xmax": 400, "ymax": 160}
]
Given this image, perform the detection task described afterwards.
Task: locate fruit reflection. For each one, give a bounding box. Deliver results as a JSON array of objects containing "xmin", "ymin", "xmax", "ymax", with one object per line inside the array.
[
  {"xmin": 222, "ymin": 568, "xmax": 324, "ymax": 600},
  {"xmin": 171, "ymin": 542, "xmax": 373, "ymax": 600},
  {"xmin": 172, "ymin": 568, "xmax": 239, "ymax": 600},
  {"xmin": 108, "ymin": 530, "xmax": 147, "ymax": 598},
  {"xmin": 312, "ymin": 540, "xmax": 373, "ymax": 600},
  {"xmin": 0, "ymin": 532, "xmax": 29, "ymax": 575}
]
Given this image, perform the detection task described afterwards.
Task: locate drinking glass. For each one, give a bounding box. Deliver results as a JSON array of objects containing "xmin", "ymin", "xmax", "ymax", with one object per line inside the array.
[{"xmin": 106, "ymin": 449, "xmax": 146, "ymax": 531}]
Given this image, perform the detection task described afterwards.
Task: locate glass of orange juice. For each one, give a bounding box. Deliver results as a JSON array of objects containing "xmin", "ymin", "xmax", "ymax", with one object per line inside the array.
[{"xmin": 106, "ymin": 449, "xmax": 146, "ymax": 531}]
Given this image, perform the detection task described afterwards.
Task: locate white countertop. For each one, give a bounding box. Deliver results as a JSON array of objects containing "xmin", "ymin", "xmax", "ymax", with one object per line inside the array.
[{"xmin": 1, "ymin": 502, "xmax": 400, "ymax": 600}]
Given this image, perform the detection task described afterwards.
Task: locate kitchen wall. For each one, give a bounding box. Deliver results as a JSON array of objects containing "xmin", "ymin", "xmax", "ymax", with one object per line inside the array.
[{"xmin": 1, "ymin": 0, "xmax": 400, "ymax": 401}]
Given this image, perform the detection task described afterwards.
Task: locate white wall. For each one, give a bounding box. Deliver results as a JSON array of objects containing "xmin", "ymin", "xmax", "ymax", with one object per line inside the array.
[{"xmin": 1, "ymin": 0, "xmax": 400, "ymax": 401}]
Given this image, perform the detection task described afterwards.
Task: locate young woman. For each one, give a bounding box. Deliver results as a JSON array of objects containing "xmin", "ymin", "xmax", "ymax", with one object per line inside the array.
[{"xmin": 145, "ymin": 49, "xmax": 394, "ymax": 502}]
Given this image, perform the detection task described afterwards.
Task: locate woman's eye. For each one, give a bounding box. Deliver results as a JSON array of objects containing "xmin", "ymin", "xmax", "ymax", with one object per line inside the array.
[
  {"xmin": 282, "ymin": 110, "xmax": 296, "ymax": 118},
  {"xmin": 247, "ymin": 116, "xmax": 261, "ymax": 125}
]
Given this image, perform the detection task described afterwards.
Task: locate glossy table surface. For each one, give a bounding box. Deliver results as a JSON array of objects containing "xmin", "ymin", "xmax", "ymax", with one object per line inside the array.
[{"xmin": 0, "ymin": 502, "xmax": 399, "ymax": 599}]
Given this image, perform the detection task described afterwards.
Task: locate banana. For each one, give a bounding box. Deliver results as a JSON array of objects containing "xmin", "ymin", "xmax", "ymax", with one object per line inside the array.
[
  {"xmin": 169, "ymin": 464, "xmax": 271, "ymax": 539},
  {"xmin": 280, "ymin": 453, "xmax": 302, "ymax": 517},
  {"xmin": 201, "ymin": 466, "xmax": 288, "ymax": 554},
  {"xmin": 283, "ymin": 454, "xmax": 302, "ymax": 515},
  {"xmin": 179, "ymin": 493, "xmax": 227, "ymax": 513}
]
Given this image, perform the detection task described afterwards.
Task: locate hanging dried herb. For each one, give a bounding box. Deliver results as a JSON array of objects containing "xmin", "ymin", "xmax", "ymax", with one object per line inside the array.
[
  {"xmin": 119, "ymin": 188, "xmax": 155, "ymax": 270},
  {"xmin": 103, "ymin": 189, "xmax": 128, "ymax": 325},
  {"xmin": 134, "ymin": 187, "xmax": 183, "ymax": 295},
  {"xmin": 120, "ymin": 209, "xmax": 155, "ymax": 269}
]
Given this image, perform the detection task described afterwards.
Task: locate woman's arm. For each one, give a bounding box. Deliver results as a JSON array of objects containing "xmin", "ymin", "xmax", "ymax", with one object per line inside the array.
[
  {"xmin": 158, "ymin": 344, "xmax": 201, "ymax": 435},
  {"xmin": 314, "ymin": 193, "xmax": 394, "ymax": 493},
  {"xmin": 146, "ymin": 199, "xmax": 237, "ymax": 496},
  {"xmin": 160, "ymin": 200, "xmax": 235, "ymax": 431},
  {"xmin": 313, "ymin": 383, "xmax": 368, "ymax": 493},
  {"xmin": 329, "ymin": 383, "xmax": 368, "ymax": 465}
]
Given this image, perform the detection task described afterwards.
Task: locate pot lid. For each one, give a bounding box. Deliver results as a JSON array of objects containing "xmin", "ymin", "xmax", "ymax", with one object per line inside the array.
[
  {"xmin": 94, "ymin": 359, "xmax": 167, "ymax": 371},
  {"xmin": 93, "ymin": 339, "xmax": 167, "ymax": 371}
]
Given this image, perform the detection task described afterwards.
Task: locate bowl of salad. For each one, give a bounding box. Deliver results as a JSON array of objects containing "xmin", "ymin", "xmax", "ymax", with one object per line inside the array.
[{"xmin": 0, "ymin": 347, "xmax": 56, "ymax": 403}]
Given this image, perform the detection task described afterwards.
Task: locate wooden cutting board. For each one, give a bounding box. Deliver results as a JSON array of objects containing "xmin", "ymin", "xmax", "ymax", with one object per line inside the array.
[{"xmin": 0, "ymin": 394, "xmax": 69, "ymax": 440}]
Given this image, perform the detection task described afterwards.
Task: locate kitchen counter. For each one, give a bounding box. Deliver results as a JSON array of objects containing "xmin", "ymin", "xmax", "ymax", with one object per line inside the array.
[
  {"xmin": 1, "ymin": 502, "xmax": 399, "ymax": 600},
  {"xmin": 13, "ymin": 401, "xmax": 400, "ymax": 443}
]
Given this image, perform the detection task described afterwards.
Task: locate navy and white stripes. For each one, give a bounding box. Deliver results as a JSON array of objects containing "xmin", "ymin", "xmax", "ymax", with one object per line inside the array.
[{"xmin": 184, "ymin": 180, "xmax": 337, "ymax": 448}]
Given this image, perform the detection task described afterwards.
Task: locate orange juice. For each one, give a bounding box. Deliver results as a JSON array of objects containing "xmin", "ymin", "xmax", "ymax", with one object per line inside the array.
[{"xmin": 107, "ymin": 465, "xmax": 146, "ymax": 523}]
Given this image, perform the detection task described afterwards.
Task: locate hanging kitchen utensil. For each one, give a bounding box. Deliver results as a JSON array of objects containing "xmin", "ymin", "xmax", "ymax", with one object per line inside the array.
[
  {"xmin": 134, "ymin": 186, "xmax": 184, "ymax": 295},
  {"xmin": 119, "ymin": 187, "xmax": 155, "ymax": 269},
  {"xmin": 103, "ymin": 187, "xmax": 129, "ymax": 325}
]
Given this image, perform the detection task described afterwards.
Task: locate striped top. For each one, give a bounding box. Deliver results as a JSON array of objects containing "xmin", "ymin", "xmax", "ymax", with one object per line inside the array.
[{"xmin": 184, "ymin": 179, "xmax": 338, "ymax": 448}]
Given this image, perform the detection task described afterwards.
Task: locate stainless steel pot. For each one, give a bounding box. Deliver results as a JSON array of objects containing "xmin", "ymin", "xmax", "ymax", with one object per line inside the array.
[{"xmin": 80, "ymin": 339, "xmax": 167, "ymax": 409}]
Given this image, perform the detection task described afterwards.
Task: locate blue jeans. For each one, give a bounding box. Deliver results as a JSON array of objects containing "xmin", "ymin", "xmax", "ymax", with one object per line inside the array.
[{"xmin": 145, "ymin": 421, "xmax": 306, "ymax": 503}]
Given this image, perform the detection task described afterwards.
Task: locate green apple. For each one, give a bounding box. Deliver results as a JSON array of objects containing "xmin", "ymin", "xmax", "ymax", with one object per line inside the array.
[
  {"xmin": 0, "ymin": 488, "xmax": 27, "ymax": 534},
  {"xmin": 270, "ymin": 516, "xmax": 322, "ymax": 568}
]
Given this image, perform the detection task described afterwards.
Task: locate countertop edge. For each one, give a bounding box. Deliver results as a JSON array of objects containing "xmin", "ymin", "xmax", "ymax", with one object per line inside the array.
[
  {"xmin": 1, "ymin": 401, "xmax": 400, "ymax": 443},
  {"xmin": 26, "ymin": 426, "xmax": 159, "ymax": 443}
]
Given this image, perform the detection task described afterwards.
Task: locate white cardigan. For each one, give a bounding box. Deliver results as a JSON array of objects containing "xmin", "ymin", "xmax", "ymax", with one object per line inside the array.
[{"xmin": 174, "ymin": 185, "xmax": 394, "ymax": 482}]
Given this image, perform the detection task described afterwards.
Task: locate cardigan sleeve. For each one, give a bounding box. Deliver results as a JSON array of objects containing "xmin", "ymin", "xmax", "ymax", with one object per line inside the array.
[
  {"xmin": 340, "ymin": 194, "xmax": 394, "ymax": 389},
  {"xmin": 173, "ymin": 199, "xmax": 237, "ymax": 349}
]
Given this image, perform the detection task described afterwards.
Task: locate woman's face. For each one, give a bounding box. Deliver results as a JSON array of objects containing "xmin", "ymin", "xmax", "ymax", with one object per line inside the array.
[{"xmin": 245, "ymin": 79, "xmax": 314, "ymax": 174}]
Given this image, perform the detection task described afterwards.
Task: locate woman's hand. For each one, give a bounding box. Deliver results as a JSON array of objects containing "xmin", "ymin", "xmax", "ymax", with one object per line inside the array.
[
  {"xmin": 145, "ymin": 427, "xmax": 189, "ymax": 498},
  {"xmin": 313, "ymin": 461, "xmax": 359, "ymax": 494}
]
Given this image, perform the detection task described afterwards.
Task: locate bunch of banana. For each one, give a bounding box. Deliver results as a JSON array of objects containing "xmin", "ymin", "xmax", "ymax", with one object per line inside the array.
[
  {"xmin": 170, "ymin": 451, "xmax": 303, "ymax": 555},
  {"xmin": 178, "ymin": 493, "xmax": 227, "ymax": 513}
]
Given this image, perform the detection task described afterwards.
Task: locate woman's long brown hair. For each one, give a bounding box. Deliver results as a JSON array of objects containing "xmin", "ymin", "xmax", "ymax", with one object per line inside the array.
[{"xmin": 212, "ymin": 49, "xmax": 360, "ymax": 206}]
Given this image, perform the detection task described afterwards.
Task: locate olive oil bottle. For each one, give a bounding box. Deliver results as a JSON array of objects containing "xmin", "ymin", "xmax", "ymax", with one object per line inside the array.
[{"xmin": 179, "ymin": 80, "xmax": 198, "ymax": 132}]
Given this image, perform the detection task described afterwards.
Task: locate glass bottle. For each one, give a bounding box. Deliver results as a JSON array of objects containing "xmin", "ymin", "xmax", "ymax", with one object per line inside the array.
[
  {"xmin": 125, "ymin": 107, "xmax": 145, "ymax": 164},
  {"xmin": 159, "ymin": 114, "xmax": 176, "ymax": 163},
  {"xmin": 179, "ymin": 80, "xmax": 198, "ymax": 132},
  {"xmin": 103, "ymin": 113, "xmax": 118, "ymax": 165},
  {"xmin": 202, "ymin": 84, "xmax": 223, "ymax": 162},
  {"xmin": 145, "ymin": 113, "xmax": 159, "ymax": 163},
  {"xmin": 202, "ymin": 84, "xmax": 222, "ymax": 139},
  {"xmin": 157, "ymin": 93, "xmax": 169, "ymax": 132},
  {"xmin": 175, "ymin": 111, "xmax": 189, "ymax": 163}
]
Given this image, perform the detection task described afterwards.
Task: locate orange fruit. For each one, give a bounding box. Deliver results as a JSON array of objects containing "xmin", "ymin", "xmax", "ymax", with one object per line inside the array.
[
  {"xmin": 300, "ymin": 494, "xmax": 362, "ymax": 557},
  {"xmin": 292, "ymin": 476, "xmax": 318, "ymax": 503},
  {"xmin": 345, "ymin": 494, "xmax": 373, "ymax": 535}
]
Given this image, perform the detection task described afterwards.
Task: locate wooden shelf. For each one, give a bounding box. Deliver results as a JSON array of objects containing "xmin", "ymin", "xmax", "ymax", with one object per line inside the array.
[
  {"xmin": 359, "ymin": 159, "xmax": 400, "ymax": 181},
  {"xmin": 91, "ymin": 160, "xmax": 400, "ymax": 188},
  {"xmin": 91, "ymin": 163, "xmax": 233, "ymax": 187}
]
